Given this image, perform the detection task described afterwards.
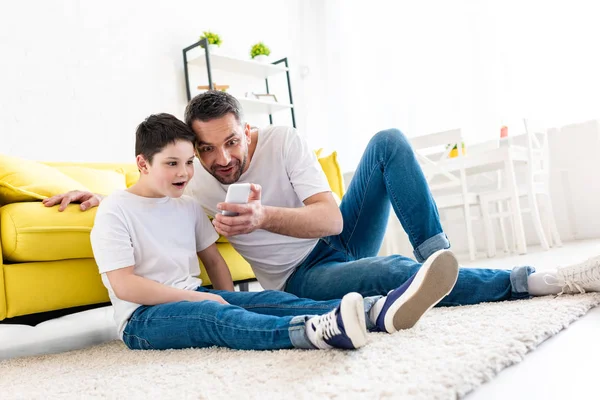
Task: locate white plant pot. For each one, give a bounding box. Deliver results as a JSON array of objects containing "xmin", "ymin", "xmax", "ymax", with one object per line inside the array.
[
  {"xmin": 253, "ymin": 55, "xmax": 269, "ymax": 63},
  {"xmin": 206, "ymin": 44, "xmax": 219, "ymax": 54}
]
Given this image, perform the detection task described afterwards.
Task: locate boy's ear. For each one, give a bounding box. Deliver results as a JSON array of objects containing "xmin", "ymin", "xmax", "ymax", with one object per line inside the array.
[{"xmin": 136, "ymin": 155, "xmax": 150, "ymax": 174}]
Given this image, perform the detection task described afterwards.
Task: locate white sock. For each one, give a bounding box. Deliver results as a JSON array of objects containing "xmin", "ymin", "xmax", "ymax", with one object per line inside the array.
[
  {"xmin": 368, "ymin": 297, "xmax": 387, "ymax": 324},
  {"xmin": 527, "ymin": 270, "xmax": 562, "ymax": 296}
]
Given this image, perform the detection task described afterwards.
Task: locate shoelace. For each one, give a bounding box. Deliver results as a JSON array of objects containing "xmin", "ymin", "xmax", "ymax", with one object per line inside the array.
[
  {"xmin": 547, "ymin": 258, "xmax": 600, "ymax": 296},
  {"xmin": 314, "ymin": 310, "xmax": 342, "ymax": 342}
]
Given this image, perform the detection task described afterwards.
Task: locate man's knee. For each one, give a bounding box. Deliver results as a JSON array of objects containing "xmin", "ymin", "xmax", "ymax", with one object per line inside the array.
[{"xmin": 368, "ymin": 128, "xmax": 413, "ymax": 158}]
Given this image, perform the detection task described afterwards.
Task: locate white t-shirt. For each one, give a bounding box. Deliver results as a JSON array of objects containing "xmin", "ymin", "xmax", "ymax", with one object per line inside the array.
[
  {"xmin": 185, "ymin": 125, "xmax": 331, "ymax": 290},
  {"xmin": 90, "ymin": 190, "xmax": 219, "ymax": 338}
]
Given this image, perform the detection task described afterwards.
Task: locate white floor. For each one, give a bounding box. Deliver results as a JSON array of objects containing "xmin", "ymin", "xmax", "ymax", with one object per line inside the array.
[{"xmin": 1, "ymin": 239, "xmax": 599, "ymax": 399}]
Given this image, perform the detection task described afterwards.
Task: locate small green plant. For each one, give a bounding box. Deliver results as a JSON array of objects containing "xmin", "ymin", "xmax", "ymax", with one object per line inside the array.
[
  {"xmin": 199, "ymin": 31, "xmax": 222, "ymax": 48},
  {"xmin": 250, "ymin": 42, "xmax": 271, "ymax": 59}
]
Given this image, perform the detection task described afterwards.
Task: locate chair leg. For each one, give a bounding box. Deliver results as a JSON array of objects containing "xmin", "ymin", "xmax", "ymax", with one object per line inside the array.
[
  {"xmin": 497, "ymin": 200, "xmax": 510, "ymax": 253},
  {"xmin": 506, "ymin": 201, "xmax": 517, "ymax": 253},
  {"xmin": 463, "ymin": 203, "xmax": 477, "ymax": 261},
  {"xmin": 480, "ymin": 199, "xmax": 496, "ymax": 258},
  {"xmin": 529, "ymin": 192, "xmax": 550, "ymax": 250},
  {"xmin": 542, "ymin": 194, "xmax": 563, "ymax": 247}
]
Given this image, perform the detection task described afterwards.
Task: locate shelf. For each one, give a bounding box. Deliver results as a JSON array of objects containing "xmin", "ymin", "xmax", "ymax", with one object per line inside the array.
[
  {"xmin": 238, "ymin": 97, "xmax": 293, "ymax": 115},
  {"xmin": 187, "ymin": 53, "xmax": 288, "ymax": 80}
]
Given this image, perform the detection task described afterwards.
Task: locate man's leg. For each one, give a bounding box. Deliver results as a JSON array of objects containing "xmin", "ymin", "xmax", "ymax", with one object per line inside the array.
[
  {"xmin": 287, "ymin": 129, "xmax": 533, "ymax": 305},
  {"xmin": 286, "ymin": 251, "xmax": 532, "ymax": 306},
  {"xmin": 334, "ymin": 128, "xmax": 449, "ymax": 262},
  {"xmin": 122, "ymin": 290, "xmax": 368, "ymax": 351}
]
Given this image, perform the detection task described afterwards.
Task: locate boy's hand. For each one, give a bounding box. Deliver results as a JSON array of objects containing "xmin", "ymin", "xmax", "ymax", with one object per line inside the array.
[
  {"xmin": 43, "ymin": 190, "xmax": 102, "ymax": 211},
  {"xmin": 213, "ymin": 184, "xmax": 265, "ymax": 237},
  {"xmin": 193, "ymin": 292, "xmax": 229, "ymax": 305}
]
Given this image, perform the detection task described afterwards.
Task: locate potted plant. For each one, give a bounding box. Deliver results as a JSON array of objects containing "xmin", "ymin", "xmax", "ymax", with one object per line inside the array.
[
  {"xmin": 199, "ymin": 31, "xmax": 222, "ymax": 54},
  {"xmin": 447, "ymin": 142, "xmax": 466, "ymax": 158},
  {"xmin": 250, "ymin": 42, "xmax": 271, "ymax": 62}
]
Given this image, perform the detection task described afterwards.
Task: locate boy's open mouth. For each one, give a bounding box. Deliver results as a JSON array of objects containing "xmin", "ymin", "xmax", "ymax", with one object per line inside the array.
[{"xmin": 172, "ymin": 181, "xmax": 186, "ymax": 188}]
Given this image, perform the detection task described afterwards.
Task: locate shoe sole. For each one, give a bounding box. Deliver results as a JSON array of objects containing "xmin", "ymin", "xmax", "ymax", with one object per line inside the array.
[
  {"xmin": 386, "ymin": 249, "xmax": 459, "ymax": 332},
  {"xmin": 340, "ymin": 292, "xmax": 368, "ymax": 349}
]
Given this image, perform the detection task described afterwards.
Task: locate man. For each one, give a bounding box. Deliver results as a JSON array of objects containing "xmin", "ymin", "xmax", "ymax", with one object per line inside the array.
[{"xmin": 45, "ymin": 91, "xmax": 600, "ymax": 322}]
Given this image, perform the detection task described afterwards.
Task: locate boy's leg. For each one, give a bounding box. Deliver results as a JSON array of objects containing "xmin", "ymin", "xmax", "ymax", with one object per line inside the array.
[
  {"xmin": 200, "ymin": 287, "xmax": 381, "ymax": 334},
  {"xmin": 122, "ymin": 293, "xmax": 368, "ymax": 351}
]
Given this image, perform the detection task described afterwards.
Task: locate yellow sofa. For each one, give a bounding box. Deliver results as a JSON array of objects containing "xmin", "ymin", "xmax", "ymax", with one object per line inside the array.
[{"xmin": 0, "ymin": 151, "xmax": 344, "ymax": 320}]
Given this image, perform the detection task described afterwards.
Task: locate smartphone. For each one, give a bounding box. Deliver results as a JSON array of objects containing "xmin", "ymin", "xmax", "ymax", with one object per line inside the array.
[{"xmin": 222, "ymin": 183, "xmax": 252, "ymax": 216}]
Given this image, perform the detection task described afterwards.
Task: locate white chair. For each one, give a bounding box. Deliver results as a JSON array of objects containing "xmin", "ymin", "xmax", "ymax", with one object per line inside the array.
[
  {"xmin": 479, "ymin": 119, "xmax": 562, "ymax": 257},
  {"xmin": 410, "ymin": 128, "xmax": 479, "ymax": 261}
]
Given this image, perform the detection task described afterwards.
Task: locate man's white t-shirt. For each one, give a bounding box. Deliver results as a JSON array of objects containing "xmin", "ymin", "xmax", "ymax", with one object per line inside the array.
[
  {"xmin": 90, "ymin": 190, "xmax": 219, "ymax": 338},
  {"xmin": 185, "ymin": 126, "xmax": 331, "ymax": 290}
]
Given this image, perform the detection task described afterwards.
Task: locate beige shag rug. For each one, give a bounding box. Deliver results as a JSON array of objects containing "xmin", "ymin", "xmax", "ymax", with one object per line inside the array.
[{"xmin": 2, "ymin": 294, "xmax": 599, "ymax": 400}]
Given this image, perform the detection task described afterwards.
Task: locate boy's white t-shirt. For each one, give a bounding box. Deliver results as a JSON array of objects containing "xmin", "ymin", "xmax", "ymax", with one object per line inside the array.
[
  {"xmin": 90, "ymin": 190, "xmax": 219, "ymax": 338},
  {"xmin": 185, "ymin": 125, "xmax": 332, "ymax": 290}
]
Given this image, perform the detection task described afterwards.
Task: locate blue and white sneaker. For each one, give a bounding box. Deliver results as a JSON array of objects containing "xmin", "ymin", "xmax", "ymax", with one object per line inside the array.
[
  {"xmin": 375, "ymin": 249, "xmax": 459, "ymax": 333},
  {"xmin": 307, "ymin": 293, "xmax": 367, "ymax": 350}
]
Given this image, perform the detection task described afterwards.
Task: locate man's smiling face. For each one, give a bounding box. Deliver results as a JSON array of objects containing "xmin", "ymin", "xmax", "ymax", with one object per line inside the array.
[{"xmin": 191, "ymin": 113, "xmax": 250, "ymax": 184}]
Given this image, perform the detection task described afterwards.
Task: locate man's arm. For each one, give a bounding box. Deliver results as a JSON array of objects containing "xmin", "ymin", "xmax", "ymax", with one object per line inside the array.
[
  {"xmin": 106, "ymin": 266, "xmax": 228, "ymax": 305},
  {"xmin": 213, "ymin": 185, "xmax": 343, "ymax": 239},
  {"xmin": 42, "ymin": 190, "xmax": 103, "ymax": 211},
  {"xmin": 197, "ymin": 243, "xmax": 235, "ymax": 291}
]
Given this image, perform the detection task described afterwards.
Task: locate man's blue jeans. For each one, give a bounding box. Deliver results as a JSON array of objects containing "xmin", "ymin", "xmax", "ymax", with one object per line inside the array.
[
  {"xmin": 122, "ymin": 287, "xmax": 380, "ymax": 351},
  {"xmin": 285, "ymin": 129, "xmax": 534, "ymax": 304}
]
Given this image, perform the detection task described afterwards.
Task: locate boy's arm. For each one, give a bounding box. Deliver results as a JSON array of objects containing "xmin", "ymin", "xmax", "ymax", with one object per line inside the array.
[
  {"xmin": 197, "ymin": 243, "xmax": 235, "ymax": 291},
  {"xmin": 106, "ymin": 266, "xmax": 228, "ymax": 305}
]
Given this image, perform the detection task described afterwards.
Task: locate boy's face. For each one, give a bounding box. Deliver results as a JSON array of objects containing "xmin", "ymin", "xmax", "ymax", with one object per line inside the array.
[
  {"xmin": 138, "ymin": 139, "xmax": 195, "ymax": 198},
  {"xmin": 191, "ymin": 113, "xmax": 251, "ymax": 185}
]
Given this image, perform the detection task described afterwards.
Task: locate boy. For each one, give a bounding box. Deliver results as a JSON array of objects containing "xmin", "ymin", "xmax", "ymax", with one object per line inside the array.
[{"xmin": 90, "ymin": 113, "xmax": 459, "ymax": 351}]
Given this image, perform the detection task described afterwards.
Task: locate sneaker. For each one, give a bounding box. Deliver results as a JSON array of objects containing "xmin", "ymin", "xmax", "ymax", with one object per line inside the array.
[
  {"xmin": 375, "ymin": 249, "xmax": 459, "ymax": 333},
  {"xmin": 554, "ymin": 255, "xmax": 600, "ymax": 295},
  {"xmin": 307, "ymin": 292, "xmax": 367, "ymax": 350}
]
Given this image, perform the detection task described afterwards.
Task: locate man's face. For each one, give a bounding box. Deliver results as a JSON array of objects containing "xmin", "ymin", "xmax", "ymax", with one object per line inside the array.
[
  {"xmin": 140, "ymin": 139, "xmax": 195, "ymax": 198},
  {"xmin": 191, "ymin": 113, "xmax": 250, "ymax": 185}
]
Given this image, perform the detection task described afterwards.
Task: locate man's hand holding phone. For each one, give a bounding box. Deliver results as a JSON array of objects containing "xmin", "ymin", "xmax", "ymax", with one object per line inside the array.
[{"xmin": 213, "ymin": 183, "xmax": 265, "ymax": 237}]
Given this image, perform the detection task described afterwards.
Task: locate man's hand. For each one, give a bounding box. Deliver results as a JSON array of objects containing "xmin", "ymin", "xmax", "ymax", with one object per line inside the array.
[
  {"xmin": 213, "ymin": 183, "xmax": 264, "ymax": 237},
  {"xmin": 42, "ymin": 190, "xmax": 102, "ymax": 212}
]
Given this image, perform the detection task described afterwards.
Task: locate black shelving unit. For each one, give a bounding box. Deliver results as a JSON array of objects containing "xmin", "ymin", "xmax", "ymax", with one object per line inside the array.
[{"xmin": 182, "ymin": 38, "xmax": 296, "ymax": 128}]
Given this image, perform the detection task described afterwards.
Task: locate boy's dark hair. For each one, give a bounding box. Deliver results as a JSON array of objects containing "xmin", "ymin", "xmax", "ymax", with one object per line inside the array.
[
  {"xmin": 184, "ymin": 90, "xmax": 244, "ymax": 126},
  {"xmin": 135, "ymin": 113, "xmax": 196, "ymax": 164}
]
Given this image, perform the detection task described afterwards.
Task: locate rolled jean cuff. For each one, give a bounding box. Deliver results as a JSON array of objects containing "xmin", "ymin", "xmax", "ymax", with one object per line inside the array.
[
  {"xmin": 510, "ymin": 265, "xmax": 536, "ymax": 299},
  {"xmin": 363, "ymin": 295, "xmax": 383, "ymax": 331},
  {"xmin": 413, "ymin": 233, "xmax": 451, "ymax": 262},
  {"xmin": 288, "ymin": 315, "xmax": 315, "ymax": 349}
]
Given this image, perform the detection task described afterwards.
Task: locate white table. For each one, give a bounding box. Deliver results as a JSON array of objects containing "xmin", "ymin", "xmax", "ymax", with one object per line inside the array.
[{"xmin": 425, "ymin": 137, "xmax": 530, "ymax": 255}]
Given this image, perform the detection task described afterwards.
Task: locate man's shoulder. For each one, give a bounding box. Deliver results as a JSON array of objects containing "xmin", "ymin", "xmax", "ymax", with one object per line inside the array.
[{"xmin": 260, "ymin": 125, "xmax": 300, "ymax": 143}]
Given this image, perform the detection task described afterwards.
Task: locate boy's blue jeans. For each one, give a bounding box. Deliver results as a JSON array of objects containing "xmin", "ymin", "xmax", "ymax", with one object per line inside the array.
[
  {"xmin": 285, "ymin": 129, "xmax": 534, "ymax": 304},
  {"xmin": 122, "ymin": 287, "xmax": 380, "ymax": 351}
]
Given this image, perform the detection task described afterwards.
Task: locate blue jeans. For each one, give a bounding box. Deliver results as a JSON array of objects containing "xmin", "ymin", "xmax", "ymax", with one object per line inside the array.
[
  {"xmin": 122, "ymin": 287, "xmax": 380, "ymax": 351},
  {"xmin": 285, "ymin": 129, "xmax": 534, "ymax": 305}
]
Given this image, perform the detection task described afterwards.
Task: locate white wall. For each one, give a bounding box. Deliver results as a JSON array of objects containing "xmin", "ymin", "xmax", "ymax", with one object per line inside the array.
[
  {"xmin": 302, "ymin": 0, "xmax": 600, "ymax": 173},
  {"xmin": 0, "ymin": 0, "xmax": 308, "ymax": 162}
]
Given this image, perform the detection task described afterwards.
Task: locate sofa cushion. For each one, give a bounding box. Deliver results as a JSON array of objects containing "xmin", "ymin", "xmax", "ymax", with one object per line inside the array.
[
  {"xmin": 0, "ymin": 154, "xmax": 88, "ymax": 205},
  {"xmin": 316, "ymin": 150, "xmax": 345, "ymax": 200},
  {"xmin": 1, "ymin": 202, "xmax": 96, "ymax": 262},
  {"xmin": 53, "ymin": 166, "xmax": 127, "ymax": 196}
]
